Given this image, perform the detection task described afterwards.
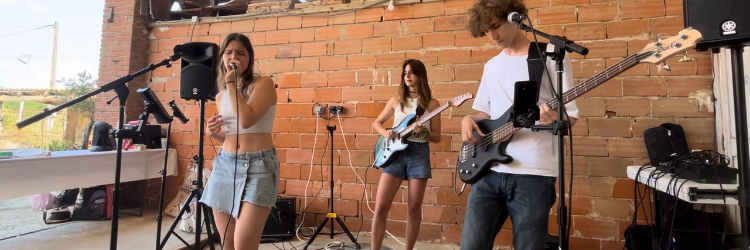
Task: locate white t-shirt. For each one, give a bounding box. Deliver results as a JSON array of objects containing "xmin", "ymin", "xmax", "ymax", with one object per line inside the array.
[{"xmin": 472, "ymin": 43, "xmax": 579, "ymax": 177}]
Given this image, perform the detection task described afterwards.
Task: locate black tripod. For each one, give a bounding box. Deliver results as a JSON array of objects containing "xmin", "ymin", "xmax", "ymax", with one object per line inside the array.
[
  {"xmin": 158, "ymin": 98, "xmax": 220, "ymax": 250},
  {"xmin": 510, "ymin": 19, "xmax": 589, "ymax": 250},
  {"xmin": 15, "ymin": 53, "xmax": 182, "ymax": 250},
  {"xmin": 303, "ymin": 125, "xmax": 361, "ymax": 250}
]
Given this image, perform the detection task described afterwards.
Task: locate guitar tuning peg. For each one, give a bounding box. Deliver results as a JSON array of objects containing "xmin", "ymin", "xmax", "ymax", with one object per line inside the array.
[
  {"xmin": 655, "ymin": 34, "xmax": 662, "ymax": 47},
  {"xmin": 679, "ymin": 30, "xmax": 688, "ymax": 40},
  {"xmin": 679, "ymin": 51, "xmax": 694, "ymax": 62},
  {"xmin": 663, "ymin": 61, "xmax": 671, "ymax": 72}
]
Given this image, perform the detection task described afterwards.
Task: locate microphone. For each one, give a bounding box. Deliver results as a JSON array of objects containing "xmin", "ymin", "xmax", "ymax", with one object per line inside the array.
[
  {"xmin": 507, "ymin": 12, "xmax": 526, "ymax": 24},
  {"xmin": 229, "ymin": 62, "xmax": 237, "ymax": 70}
]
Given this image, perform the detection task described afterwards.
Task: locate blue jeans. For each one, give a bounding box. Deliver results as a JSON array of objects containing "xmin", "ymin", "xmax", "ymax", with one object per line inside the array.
[
  {"xmin": 380, "ymin": 141, "xmax": 431, "ymax": 180},
  {"xmin": 460, "ymin": 171, "xmax": 557, "ymax": 250}
]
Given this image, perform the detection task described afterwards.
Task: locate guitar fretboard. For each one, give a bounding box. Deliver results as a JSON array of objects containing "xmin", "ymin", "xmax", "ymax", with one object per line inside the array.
[
  {"xmin": 487, "ymin": 52, "xmax": 647, "ymax": 144},
  {"xmin": 398, "ymin": 102, "xmax": 450, "ymax": 137}
]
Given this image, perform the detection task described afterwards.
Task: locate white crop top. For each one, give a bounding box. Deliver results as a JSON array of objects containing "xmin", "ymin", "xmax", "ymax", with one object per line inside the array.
[
  {"xmin": 392, "ymin": 97, "xmax": 430, "ymax": 143},
  {"xmin": 219, "ymin": 89, "xmax": 275, "ymax": 135}
]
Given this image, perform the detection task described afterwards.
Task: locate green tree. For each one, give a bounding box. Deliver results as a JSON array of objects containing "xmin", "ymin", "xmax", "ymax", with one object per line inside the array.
[{"xmin": 57, "ymin": 70, "xmax": 97, "ymax": 149}]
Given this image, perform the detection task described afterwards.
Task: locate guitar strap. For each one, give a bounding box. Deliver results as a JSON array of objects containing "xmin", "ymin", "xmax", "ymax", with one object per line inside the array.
[
  {"xmin": 416, "ymin": 104, "xmax": 425, "ymax": 117},
  {"xmin": 527, "ymin": 42, "xmax": 548, "ymax": 102}
]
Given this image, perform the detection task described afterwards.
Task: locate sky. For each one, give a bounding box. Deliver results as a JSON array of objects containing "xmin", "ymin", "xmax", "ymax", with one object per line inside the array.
[{"xmin": 0, "ymin": 0, "xmax": 104, "ymax": 90}]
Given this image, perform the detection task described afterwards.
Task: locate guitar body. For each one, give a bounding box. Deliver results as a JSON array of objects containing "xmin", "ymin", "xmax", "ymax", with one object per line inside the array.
[
  {"xmin": 373, "ymin": 114, "xmax": 416, "ymax": 168},
  {"xmin": 457, "ymin": 108, "xmax": 515, "ymax": 184}
]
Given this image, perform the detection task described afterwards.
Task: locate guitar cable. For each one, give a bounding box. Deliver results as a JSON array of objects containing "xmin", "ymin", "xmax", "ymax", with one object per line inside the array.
[{"xmin": 525, "ymin": 15, "xmax": 576, "ymax": 240}]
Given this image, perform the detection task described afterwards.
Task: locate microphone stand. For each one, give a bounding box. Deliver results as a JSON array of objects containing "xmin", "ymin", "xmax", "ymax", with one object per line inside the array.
[
  {"xmin": 513, "ymin": 20, "xmax": 588, "ymax": 250},
  {"xmin": 16, "ymin": 53, "xmax": 182, "ymax": 250}
]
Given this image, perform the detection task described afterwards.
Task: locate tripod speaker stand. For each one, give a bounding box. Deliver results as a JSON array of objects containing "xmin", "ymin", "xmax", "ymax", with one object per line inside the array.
[
  {"xmin": 158, "ymin": 42, "xmax": 221, "ymax": 250},
  {"xmin": 303, "ymin": 125, "xmax": 361, "ymax": 250}
]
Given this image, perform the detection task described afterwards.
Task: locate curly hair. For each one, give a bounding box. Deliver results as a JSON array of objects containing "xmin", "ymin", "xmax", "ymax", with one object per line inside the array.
[{"xmin": 467, "ymin": 0, "xmax": 528, "ymax": 38}]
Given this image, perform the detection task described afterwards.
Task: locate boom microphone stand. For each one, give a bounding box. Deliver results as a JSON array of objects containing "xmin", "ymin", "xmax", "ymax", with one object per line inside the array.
[
  {"xmin": 508, "ymin": 14, "xmax": 588, "ymax": 250},
  {"xmin": 15, "ymin": 53, "xmax": 182, "ymax": 250}
]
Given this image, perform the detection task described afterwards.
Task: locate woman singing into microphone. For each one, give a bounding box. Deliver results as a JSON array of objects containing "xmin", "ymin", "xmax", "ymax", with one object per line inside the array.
[{"xmin": 199, "ymin": 33, "xmax": 279, "ymax": 250}]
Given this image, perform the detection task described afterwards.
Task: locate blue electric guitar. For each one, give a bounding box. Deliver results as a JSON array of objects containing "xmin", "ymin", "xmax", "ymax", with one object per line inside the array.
[{"xmin": 373, "ymin": 93, "xmax": 474, "ymax": 168}]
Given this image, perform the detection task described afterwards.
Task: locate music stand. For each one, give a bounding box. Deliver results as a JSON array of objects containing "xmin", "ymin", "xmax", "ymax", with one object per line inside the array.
[{"xmin": 15, "ymin": 53, "xmax": 182, "ymax": 250}]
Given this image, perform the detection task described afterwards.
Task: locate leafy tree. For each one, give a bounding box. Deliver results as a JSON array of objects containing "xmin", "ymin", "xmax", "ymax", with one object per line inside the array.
[{"xmin": 57, "ymin": 71, "xmax": 97, "ymax": 149}]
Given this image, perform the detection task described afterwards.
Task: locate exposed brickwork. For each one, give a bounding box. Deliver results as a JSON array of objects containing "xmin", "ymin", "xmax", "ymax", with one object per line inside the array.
[{"xmin": 97, "ymin": 0, "xmax": 714, "ymax": 248}]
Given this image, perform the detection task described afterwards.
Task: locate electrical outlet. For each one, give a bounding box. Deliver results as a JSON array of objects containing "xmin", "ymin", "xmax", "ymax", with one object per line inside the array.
[
  {"xmin": 335, "ymin": 106, "xmax": 344, "ymax": 114},
  {"xmin": 329, "ymin": 106, "xmax": 337, "ymax": 114},
  {"xmin": 314, "ymin": 105, "xmax": 326, "ymax": 115}
]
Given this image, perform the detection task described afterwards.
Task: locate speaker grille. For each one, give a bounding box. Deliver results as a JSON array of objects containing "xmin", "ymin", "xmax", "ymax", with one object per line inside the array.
[{"xmin": 684, "ymin": 0, "xmax": 750, "ymax": 49}]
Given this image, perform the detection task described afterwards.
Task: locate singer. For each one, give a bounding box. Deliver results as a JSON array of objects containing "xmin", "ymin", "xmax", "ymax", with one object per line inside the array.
[
  {"xmin": 458, "ymin": 0, "xmax": 579, "ymax": 250},
  {"xmin": 199, "ymin": 33, "xmax": 279, "ymax": 250}
]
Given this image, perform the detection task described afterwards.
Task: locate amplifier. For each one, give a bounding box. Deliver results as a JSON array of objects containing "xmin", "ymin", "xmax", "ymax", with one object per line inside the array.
[{"xmin": 262, "ymin": 197, "xmax": 296, "ymax": 239}]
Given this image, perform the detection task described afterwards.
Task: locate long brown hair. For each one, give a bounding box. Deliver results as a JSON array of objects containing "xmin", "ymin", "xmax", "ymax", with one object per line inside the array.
[
  {"xmin": 398, "ymin": 59, "xmax": 432, "ymax": 112},
  {"xmin": 216, "ymin": 33, "xmax": 256, "ymax": 98}
]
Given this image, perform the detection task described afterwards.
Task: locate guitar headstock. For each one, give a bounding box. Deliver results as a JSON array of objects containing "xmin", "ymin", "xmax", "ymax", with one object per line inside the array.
[
  {"xmin": 449, "ymin": 93, "xmax": 474, "ymax": 107},
  {"xmin": 638, "ymin": 27, "xmax": 703, "ymax": 64}
]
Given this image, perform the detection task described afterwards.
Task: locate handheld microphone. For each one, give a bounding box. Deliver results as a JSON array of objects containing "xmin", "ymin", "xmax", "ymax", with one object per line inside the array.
[
  {"xmin": 230, "ymin": 62, "xmax": 237, "ymax": 70},
  {"xmin": 507, "ymin": 12, "xmax": 526, "ymax": 24}
]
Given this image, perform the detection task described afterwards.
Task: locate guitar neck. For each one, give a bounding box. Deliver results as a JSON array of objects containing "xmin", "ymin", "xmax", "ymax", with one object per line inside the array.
[
  {"xmin": 399, "ymin": 102, "xmax": 449, "ymax": 136},
  {"xmin": 546, "ymin": 53, "xmax": 642, "ymax": 109},
  {"xmin": 490, "ymin": 53, "xmax": 646, "ymax": 143}
]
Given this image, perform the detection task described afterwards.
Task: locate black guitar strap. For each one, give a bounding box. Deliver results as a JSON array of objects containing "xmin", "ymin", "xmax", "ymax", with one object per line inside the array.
[
  {"xmin": 527, "ymin": 42, "xmax": 548, "ymax": 102},
  {"xmin": 416, "ymin": 105, "xmax": 425, "ymax": 117}
]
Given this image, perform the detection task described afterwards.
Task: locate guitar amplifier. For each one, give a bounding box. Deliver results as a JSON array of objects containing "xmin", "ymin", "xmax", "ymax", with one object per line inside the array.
[{"xmin": 262, "ymin": 197, "xmax": 296, "ymax": 239}]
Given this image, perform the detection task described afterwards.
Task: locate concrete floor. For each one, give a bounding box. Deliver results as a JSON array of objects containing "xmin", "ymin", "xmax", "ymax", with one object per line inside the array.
[{"xmin": 0, "ymin": 196, "xmax": 460, "ymax": 250}]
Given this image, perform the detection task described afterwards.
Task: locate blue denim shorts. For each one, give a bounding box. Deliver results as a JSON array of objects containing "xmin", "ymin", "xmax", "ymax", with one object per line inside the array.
[
  {"xmin": 380, "ymin": 141, "xmax": 432, "ymax": 180},
  {"xmin": 199, "ymin": 148, "xmax": 280, "ymax": 218}
]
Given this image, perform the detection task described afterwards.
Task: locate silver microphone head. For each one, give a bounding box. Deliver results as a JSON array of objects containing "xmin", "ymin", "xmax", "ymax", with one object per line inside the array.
[
  {"xmin": 230, "ymin": 62, "xmax": 237, "ymax": 69},
  {"xmin": 507, "ymin": 12, "xmax": 519, "ymax": 23}
]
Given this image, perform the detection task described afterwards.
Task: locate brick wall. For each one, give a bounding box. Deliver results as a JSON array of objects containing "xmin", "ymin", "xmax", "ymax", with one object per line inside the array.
[{"xmin": 98, "ymin": 0, "xmax": 716, "ymax": 249}]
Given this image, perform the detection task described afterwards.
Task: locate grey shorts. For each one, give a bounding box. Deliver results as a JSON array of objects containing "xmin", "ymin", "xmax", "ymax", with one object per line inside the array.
[
  {"xmin": 381, "ymin": 141, "xmax": 432, "ymax": 180},
  {"xmin": 199, "ymin": 148, "xmax": 280, "ymax": 218}
]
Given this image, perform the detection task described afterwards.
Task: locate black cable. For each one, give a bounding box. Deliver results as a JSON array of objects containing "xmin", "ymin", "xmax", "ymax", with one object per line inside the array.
[
  {"xmin": 525, "ymin": 15, "xmax": 575, "ymax": 240},
  {"xmin": 221, "ymin": 66, "xmax": 240, "ymax": 248},
  {"xmin": 0, "ymin": 24, "xmax": 53, "ymax": 39}
]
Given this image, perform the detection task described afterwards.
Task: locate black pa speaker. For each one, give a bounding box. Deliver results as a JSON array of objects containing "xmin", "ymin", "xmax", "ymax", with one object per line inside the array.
[
  {"xmin": 262, "ymin": 197, "xmax": 296, "ymax": 239},
  {"xmin": 175, "ymin": 42, "xmax": 219, "ymax": 101},
  {"xmin": 684, "ymin": 0, "xmax": 750, "ymax": 50}
]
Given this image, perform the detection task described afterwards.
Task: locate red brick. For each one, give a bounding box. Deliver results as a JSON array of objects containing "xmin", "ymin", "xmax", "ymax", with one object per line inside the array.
[
  {"xmin": 266, "ymin": 30, "xmax": 289, "ymax": 44},
  {"xmin": 666, "ymin": 77, "xmax": 712, "ymax": 97},
  {"xmin": 372, "ymin": 86, "xmax": 398, "ymax": 101},
  {"xmin": 320, "ymin": 56, "xmax": 347, "ymax": 71},
  {"xmin": 268, "ymin": 59, "xmax": 294, "ymax": 73},
  {"xmin": 588, "ymin": 117, "xmax": 632, "ymax": 137},
  {"xmin": 302, "ymin": 16, "xmax": 328, "ymax": 27},
  {"xmin": 608, "ymin": 138, "xmax": 648, "ymax": 158},
  {"xmin": 316, "ymin": 26, "xmax": 342, "ymax": 41},
  {"xmin": 348, "ymin": 55, "xmax": 376, "ymax": 70},
  {"xmin": 606, "ymin": 99, "xmax": 650, "ymax": 116},
  {"xmin": 248, "ymin": 32, "xmax": 265, "ymax": 46},
  {"xmin": 328, "ymin": 71, "xmax": 356, "ymax": 87},
  {"xmin": 392, "ymin": 35, "xmax": 422, "ymax": 51},
  {"xmin": 403, "ymin": 18, "xmax": 433, "ymax": 34},
  {"xmin": 565, "ymin": 23, "xmax": 606, "ymax": 41},
  {"xmin": 621, "ymin": 1, "xmax": 665, "ymax": 19},
  {"xmin": 276, "ymin": 44, "xmax": 301, "ymax": 58},
  {"xmin": 423, "ymin": 206, "xmax": 458, "ymax": 223},
  {"xmin": 376, "ymin": 53, "xmax": 405, "ymax": 68},
  {"xmin": 413, "ymin": 1, "xmax": 445, "ymax": 18},
  {"xmin": 579, "ymin": 3, "xmax": 618, "ymax": 22},
  {"xmin": 571, "ymin": 137, "xmax": 609, "ymax": 157},
  {"xmin": 295, "ymin": 57, "xmax": 320, "ymax": 72},
  {"xmin": 301, "ymin": 73, "xmax": 327, "ymax": 87},
  {"xmin": 329, "ymin": 12, "xmax": 355, "ymax": 25},
  {"xmin": 580, "ymin": 78, "xmax": 622, "ymax": 98},
  {"xmin": 423, "ymin": 32, "xmax": 454, "ymax": 48},
  {"xmin": 362, "ymin": 37, "xmax": 391, "ymax": 53},
  {"xmin": 551, "ymin": 0, "xmax": 589, "ymax": 5},
  {"xmin": 445, "ymin": 0, "xmax": 476, "ymax": 15},
  {"xmin": 427, "ymin": 66, "xmax": 455, "ymax": 82},
  {"xmin": 278, "ymin": 16, "xmax": 302, "ymax": 30},
  {"xmin": 374, "ymin": 22, "xmax": 401, "ymax": 37},
  {"xmin": 345, "ymin": 24, "xmax": 373, "ymax": 40},
  {"xmin": 254, "ymin": 18, "xmax": 277, "ymax": 31},
  {"xmin": 650, "ymin": 17, "xmax": 685, "ymax": 38},
  {"xmin": 574, "ymin": 216, "xmax": 621, "ymax": 239},
  {"xmin": 455, "ymin": 31, "xmax": 488, "ymax": 47},
  {"xmin": 276, "ymin": 74, "xmax": 301, "ymax": 88},
  {"xmin": 384, "ymin": 4, "xmax": 414, "ymax": 20},
  {"xmin": 343, "ymin": 86, "xmax": 372, "ymax": 102},
  {"xmin": 407, "ymin": 51, "xmax": 439, "ymax": 66},
  {"xmin": 290, "ymin": 28, "xmax": 315, "ymax": 43},
  {"xmin": 437, "ymin": 49, "xmax": 471, "ymax": 64},
  {"xmin": 230, "ymin": 20, "xmax": 253, "ymax": 33},
  {"xmin": 569, "ymin": 237, "xmax": 601, "ymax": 250},
  {"xmin": 607, "ymin": 19, "xmax": 650, "ymax": 39},
  {"xmin": 606, "ymin": 56, "xmax": 649, "ymax": 77},
  {"xmin": 471, "ymin": 48, "xmax": 501, "ymax": 64},
  {"xmin": 316, "ymin": 88, "xmax": 342, "ymax": 102},
  {"xmin": 434, "ymin": 15, "xmax": 467, "ymax": 32},
  {"xmin": 585, "ymin": 40, "xmax": 628, "ymax": 59},
  {"xmin": 301, "ymin": 42, "xmax": 328, "ymax": 57},
  {"xmin": 435, "ymin": 187, "xmax": 467, "ymax": 206},
  {"xmin": 355, "ymin": 7, "xmax": 383, "ymax": 23},
  {"xmin": 537, "ymin": 6, "xmax": 576, "ymax": 25},
  {"xmin": 356, "ymin": 102, "xmax": 386, "ymax": 117},
  {"xmin": 665, "ymin": 0, "xmax": 684, "ymax": 16},
  {"xmin": 455, "ymin": 64, "xmax": 483, "ymax": 81},
  {"xmin": 334, "ymin": 40, "xmax": 362, "ymax": 55},
  {"xmin": 622, "ymin": 78, "xmax": 667, "ymax": 96},
  {"xmin": 571, "ymin": 59, "xmax": 605, "ymax": 79},
  {"xmin": 289, "ymin": 88, "xmax": 315, "ymax": 103},
  {"xmin": 651, "ymin": 98, "xmax": 700, "ymax": 117}
]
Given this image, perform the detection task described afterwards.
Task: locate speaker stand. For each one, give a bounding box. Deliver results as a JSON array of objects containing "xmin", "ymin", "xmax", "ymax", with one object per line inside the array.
[
  {"xmin": 303, "ymin": 125, "xmax": 360, "ymax": 250},
  {"xmin": 727, "ymin": 43, "xmax": 750, "ymax": 250}
]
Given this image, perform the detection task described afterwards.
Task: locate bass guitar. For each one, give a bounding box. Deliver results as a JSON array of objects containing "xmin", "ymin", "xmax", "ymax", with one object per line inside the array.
[
  {"xmin": 457, "ymin": 28, "xmax": 703, "ymax": 184},
  {"xmin": 374, "ymin": 93, "xmax": 474, "ymax": 168}
]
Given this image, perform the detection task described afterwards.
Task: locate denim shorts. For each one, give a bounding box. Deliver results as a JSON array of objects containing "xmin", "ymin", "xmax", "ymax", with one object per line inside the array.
[
  {"xmin": 199, "ymin": 148, "xmax": 280, "ymax": 218},
  {"xmin": 380, "ymin": 141, "xmax": 432, "ymax": 180}
]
